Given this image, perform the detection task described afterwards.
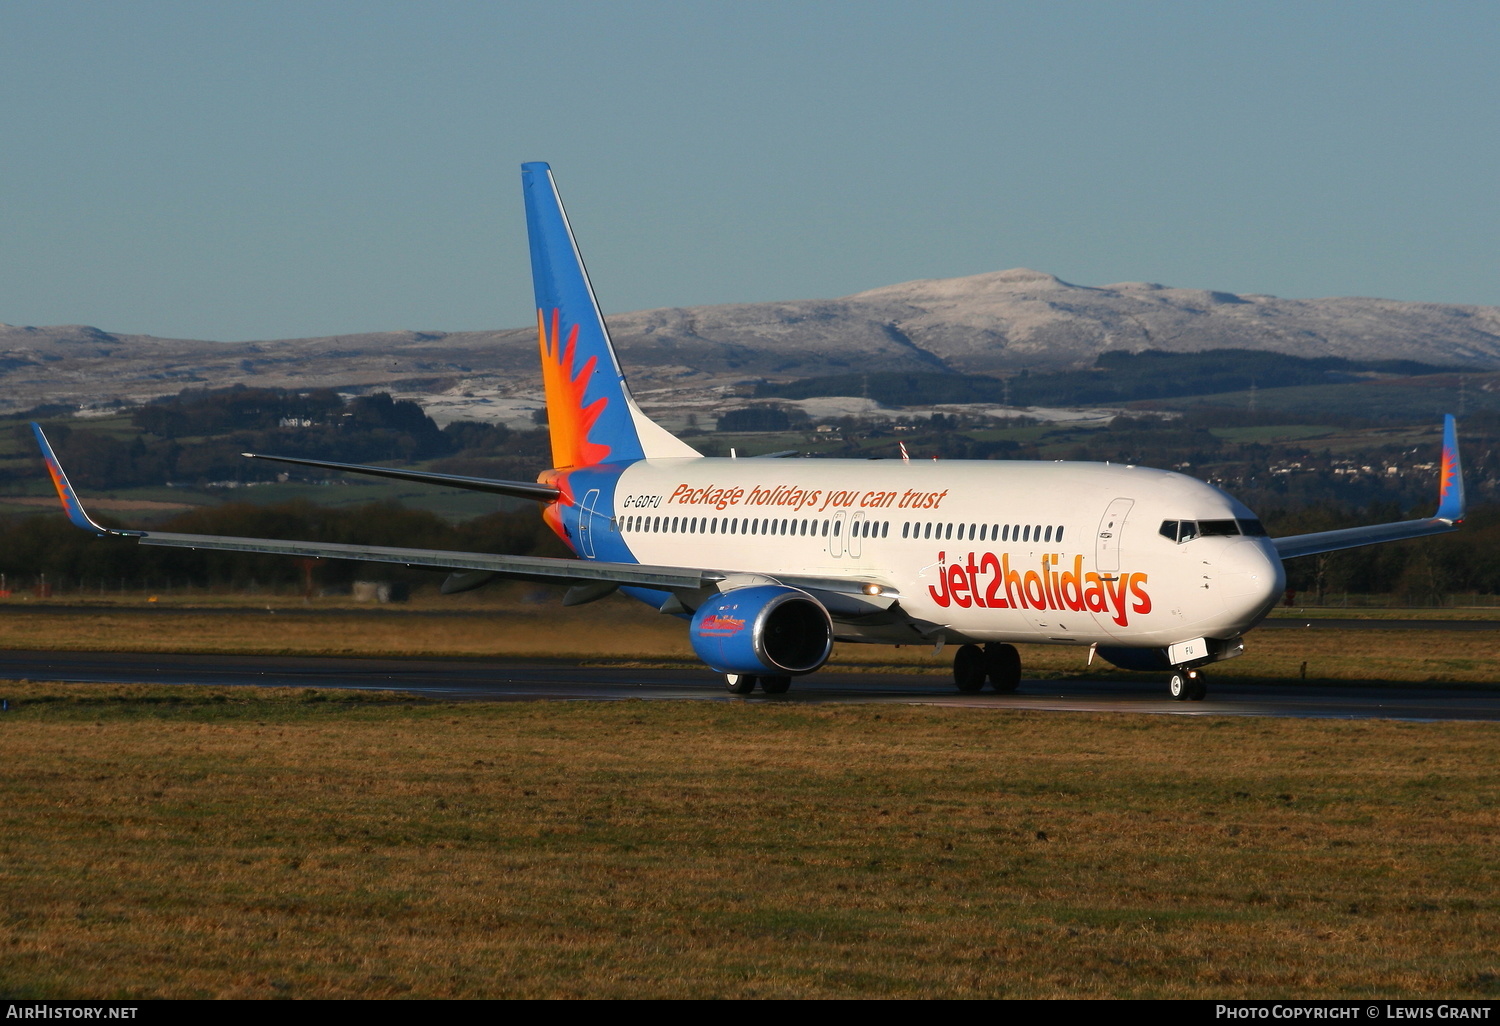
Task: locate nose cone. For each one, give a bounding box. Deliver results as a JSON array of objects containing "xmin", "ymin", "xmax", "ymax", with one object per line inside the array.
[{"xmin": 1216, "ymin": 538, "xmax": 1286, "ymax": 630}]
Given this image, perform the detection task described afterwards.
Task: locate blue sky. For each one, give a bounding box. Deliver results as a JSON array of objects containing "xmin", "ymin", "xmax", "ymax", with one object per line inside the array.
[{"xmin": 1, "ymin": 1, "xmax": 1496, "ymax": 341}]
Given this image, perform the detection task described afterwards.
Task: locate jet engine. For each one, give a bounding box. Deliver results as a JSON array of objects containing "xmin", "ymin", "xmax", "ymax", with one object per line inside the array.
[{"xmin": 688, "ymin": 585, "xmax": 833, "ymax": 676}]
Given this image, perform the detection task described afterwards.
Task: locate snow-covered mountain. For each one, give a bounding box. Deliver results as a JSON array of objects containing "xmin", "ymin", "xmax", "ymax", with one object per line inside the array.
[
  {"xmin": 605, "ymin": 269, "xmax": 1500, "ymax": 378},
  {"xmin": 3, "ymin": 270, "xmax": 1498, "ymax": 414}
]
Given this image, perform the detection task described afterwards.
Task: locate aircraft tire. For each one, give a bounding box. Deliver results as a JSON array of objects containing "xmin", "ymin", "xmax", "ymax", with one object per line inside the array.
[
  {"xmin": 984, "ymin": 643, "xmax": 1022, "ymax": 693},
  {"xmin": 1168, "ymin": 672, "xmax": 1190, "ymax": 701},
  {"xmin": 725, "ymin": 674, "xmax": 758, "ymax": 695},
  {"xmin": 953, "ymin": 644, "xmax": 986, "ymax": 692},
  {"xmin": 761, "ymin": 675, "xmax": 792, "ymax": 694},
  {"xmin": 1187, "ymin": 673, "xmax": 1207, "ymax": 701}
]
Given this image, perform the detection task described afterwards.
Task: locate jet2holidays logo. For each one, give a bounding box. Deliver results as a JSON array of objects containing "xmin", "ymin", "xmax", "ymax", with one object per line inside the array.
[{"xmin": 928, "ymin": 550, "xmax": 1152, "ymax": 627}]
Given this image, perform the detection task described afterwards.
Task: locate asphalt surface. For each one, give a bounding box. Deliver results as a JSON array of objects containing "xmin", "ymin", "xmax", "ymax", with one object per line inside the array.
[
  {"xmin": 2, "ymin": 650, "xmax": 1498, "ymax": 722},
  {"xmin": 1259, "ymin": 618, "xmax": 1500, "ymax": 631}
]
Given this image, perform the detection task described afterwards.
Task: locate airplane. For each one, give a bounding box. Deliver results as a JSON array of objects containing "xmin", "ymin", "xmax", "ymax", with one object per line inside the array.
[{"xmin": 33, "ymin": 161, "xmax": 1467, "ymax": 701}]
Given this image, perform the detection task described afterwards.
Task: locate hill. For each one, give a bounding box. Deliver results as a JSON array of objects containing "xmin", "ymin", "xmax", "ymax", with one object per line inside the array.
[{"xmin": 3, "ymin": 270, "xmax": 1499, "ymax": 419}]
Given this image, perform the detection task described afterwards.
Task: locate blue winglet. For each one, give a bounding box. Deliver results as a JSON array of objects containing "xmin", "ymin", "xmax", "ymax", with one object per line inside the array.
[
  {"xmin": 1436, "ymin": 414, "xmax": 1465, "ymax": 523},
  {"xmin": 31, "ymin": 422, "xmax": 115, "ymax": 536}
]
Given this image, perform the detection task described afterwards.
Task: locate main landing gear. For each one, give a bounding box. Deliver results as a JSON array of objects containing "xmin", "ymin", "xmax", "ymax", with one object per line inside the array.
[
  {"xmin": 1169, "ymin": 669, "xmax": 1207, "ymax": 701},
  {"xmin": 725, "ymin": 674, "xmax": 792, "ymax": 695},
  {"xmin": 953, "ymin": 643, "xmax": 1022, "ymax": 694}
]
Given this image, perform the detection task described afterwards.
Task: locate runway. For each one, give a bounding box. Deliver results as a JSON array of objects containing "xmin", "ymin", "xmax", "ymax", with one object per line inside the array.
[
  {"xmin": 2, "ymin": 649, "xmax": 1498, "ymax": 722},
  {"xmin": 1259, "ymin": 617, "xmax": 1500, "ymax": 631}
]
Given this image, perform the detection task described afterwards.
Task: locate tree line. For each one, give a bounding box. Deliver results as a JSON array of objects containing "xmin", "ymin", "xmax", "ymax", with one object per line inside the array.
[
  {"xmin": 754, "ymin": 349, "xmax": 1462, "ymax": 410},
  {"xmin": 0, "ymin": 501, "xmax": 568, "ymax": 594},
  {"xmin": 8, "ymin": 386, "xmax": 526, "ymax": 491}
]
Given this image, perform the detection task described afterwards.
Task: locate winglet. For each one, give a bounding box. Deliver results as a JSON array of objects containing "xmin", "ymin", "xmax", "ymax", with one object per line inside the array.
[
  {"xmin": 31, "ymin": 422, "xmax": 118, "ymax": 536},
  {"xmin": 1436, "ymin": 414, "xmax": 1465, "ymax": 523}
]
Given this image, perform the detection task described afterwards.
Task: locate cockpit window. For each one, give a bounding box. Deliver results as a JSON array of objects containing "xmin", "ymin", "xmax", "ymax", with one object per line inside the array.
[
  {"xmin": 1160, "ymin": 519, "xmax": 1201, "ymax": 542},
  {"xmin": 1161, "ymin": 517, "xmax": 1263, "ymax": 543}
]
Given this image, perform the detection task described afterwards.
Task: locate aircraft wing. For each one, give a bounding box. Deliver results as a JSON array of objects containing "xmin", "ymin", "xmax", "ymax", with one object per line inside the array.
[
  {"xmin": 1272, "ymin": 415, "xmax": 1465, "ymax": 560},
  {"xmin": 32, "ymin": 423, "xmax": 899, "ymax": 611},
  {"xmin": 132, "ymin": 529, "xmax": 713, "ymax": 590},
  {"xmin": 240, "ymin": 452, "xmax": 560, "ymax": 502}
]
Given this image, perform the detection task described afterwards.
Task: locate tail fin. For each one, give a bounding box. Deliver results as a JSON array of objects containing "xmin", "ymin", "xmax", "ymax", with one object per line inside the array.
[{"xmin": 521, "ymin": 162, "xmax": 698, "ymax": 468}]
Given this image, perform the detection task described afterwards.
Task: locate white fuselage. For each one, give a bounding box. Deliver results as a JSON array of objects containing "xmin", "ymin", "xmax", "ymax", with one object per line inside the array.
[{"xmin": 604, "ymin": 457, "xmax": 1285, "ymax": 649}]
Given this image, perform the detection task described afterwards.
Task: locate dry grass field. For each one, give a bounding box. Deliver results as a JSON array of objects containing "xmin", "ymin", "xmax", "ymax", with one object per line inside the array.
[
  {"xmin": 1, "ymin": 683, "xmax": 1498, "ymax": 999},
  {"xmin": 2, "ymin": 594, "xmax": 1498, "ymax": 998}
]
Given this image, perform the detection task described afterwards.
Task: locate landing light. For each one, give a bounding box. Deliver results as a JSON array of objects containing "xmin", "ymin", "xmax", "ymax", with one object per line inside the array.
[{"xmin": 863, "ymin": 584, "xmax": 883, "ymax": 596}]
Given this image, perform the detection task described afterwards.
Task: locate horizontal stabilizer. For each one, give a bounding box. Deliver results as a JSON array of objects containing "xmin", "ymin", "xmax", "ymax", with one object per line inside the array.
[{"xmin": 241, "ymin": 452, "xmax": 560, "ymax": 502}]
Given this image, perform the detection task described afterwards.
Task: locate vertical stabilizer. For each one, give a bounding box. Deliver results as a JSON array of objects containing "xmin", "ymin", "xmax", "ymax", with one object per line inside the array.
[{"xmin": 521, "ymin": 162, "xmax": 699, "ymax": 467}]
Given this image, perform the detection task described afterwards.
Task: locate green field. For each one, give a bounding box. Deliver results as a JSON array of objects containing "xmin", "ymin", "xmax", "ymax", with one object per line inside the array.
[{"xmin": 1144, "ymin": 374, "xmax": 1500, "ymax": 420}]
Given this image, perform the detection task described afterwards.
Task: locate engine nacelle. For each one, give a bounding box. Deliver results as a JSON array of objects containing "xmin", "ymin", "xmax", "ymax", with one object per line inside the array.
[{"xmin": 689, "ymin": 585, "xmax": 833, "ymax": 676}]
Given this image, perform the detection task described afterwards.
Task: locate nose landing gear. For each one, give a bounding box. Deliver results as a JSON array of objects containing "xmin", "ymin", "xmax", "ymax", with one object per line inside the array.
[{"xmin": 1169, "ymin": 669, "xmax": 1207, "ymax": 701}]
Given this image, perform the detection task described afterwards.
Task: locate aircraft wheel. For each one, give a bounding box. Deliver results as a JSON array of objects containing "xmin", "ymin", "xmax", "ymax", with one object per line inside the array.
[
  {"xmin": 1187, "ymin": 671, "xmax": 1207, "ymax": 701},
  {"xmin": 725, "ymin": 673, "xmax": 757, "ymax": 695},
  {"xmin": 984, "ymin": 643, "xmax": 1021, "ymax": 693},
  {"xmin": 761, "ymin": 675, "xmax": 791, "ymax": 695},
  {"xmin": 953, "ymin": 644, "xmax": 986, "ymax": 692},
  {"xmin": 1168, "ymin": 672, "xmax": 1190, "ymax": 701}
]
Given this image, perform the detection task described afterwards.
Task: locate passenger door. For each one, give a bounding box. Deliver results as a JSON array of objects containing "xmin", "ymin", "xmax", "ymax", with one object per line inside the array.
[
  {"xmin": 1095, "ymin": 498, "xmax": 1133, "ymax": 575},
  {"xmin": 578, "ymin": 488, "xmax": 602, "ymax": 558}
]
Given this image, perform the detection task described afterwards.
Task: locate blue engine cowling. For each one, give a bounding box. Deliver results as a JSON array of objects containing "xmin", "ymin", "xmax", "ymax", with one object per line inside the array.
[{"xmin": 689, "ymin": 585, "xmax": 833, "ymax": 676}]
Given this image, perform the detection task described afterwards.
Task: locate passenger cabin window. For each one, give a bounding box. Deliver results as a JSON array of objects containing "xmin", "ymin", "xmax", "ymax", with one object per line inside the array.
[{"xmin": 884, "ymin": 520, "xmax": 1069, "ymax": 545}]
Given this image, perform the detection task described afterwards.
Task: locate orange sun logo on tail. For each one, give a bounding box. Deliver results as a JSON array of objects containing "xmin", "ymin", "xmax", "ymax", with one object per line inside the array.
[{"xmin": 538, "ymin": 309, "xmax": 612, "ymax": 469}]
